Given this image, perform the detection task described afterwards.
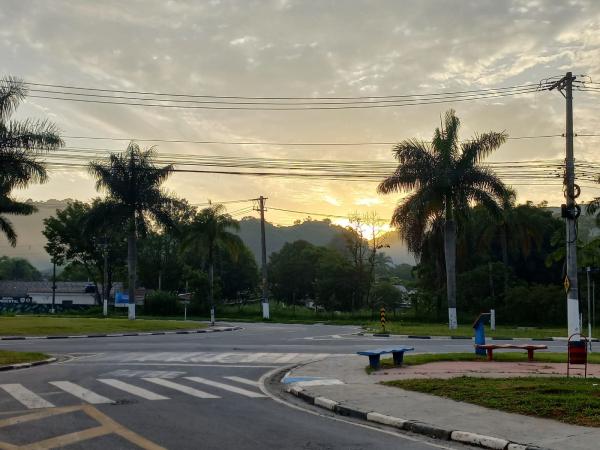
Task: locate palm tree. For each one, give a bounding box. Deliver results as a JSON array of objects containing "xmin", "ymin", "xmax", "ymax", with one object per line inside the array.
[
  {"xmin": 0, "ymin": 76, "xmax": 63, "ymax": 245},
  {"xmin": 182, "ymin": 204, "xmax": 243, "ymax": 325},
  {"xmin": 378, "ymin": 109, "xmax": 509, "ymax": 329},
  {"xmin": 88, "ymin": 142, "xmax": 177, "ymax": 319}
]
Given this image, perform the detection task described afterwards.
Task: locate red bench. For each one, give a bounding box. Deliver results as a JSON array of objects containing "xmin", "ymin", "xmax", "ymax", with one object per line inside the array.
[{"xmin": 475, "ymin": 344, "xmax": 548, "ymax": 362}]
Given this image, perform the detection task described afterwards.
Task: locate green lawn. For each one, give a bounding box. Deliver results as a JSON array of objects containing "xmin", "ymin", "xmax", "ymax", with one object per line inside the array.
[
  {"xmin": 0, "ymin": 316, "xmax": 207, "ymax": 336},
  {"xmin": 366, "ymin": 322, "xmax": 568, "ymax": 339},
  {"xmin": 369, "ymin": 352, "xmax": 600, "ymax": 373},
  {"xmin": 384, "ymin": 376, "xmax": 600, "ymax": 427},
  {"xmin": 0, "ymin": 350, "xmax": 50, "ymax": 366}
]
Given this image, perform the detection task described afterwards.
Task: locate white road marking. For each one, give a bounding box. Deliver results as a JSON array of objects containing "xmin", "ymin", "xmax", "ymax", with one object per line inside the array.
[
  {"xmin": 49, "ymin": 381, "xmax": 113, "ymax": 404},
  {"xmin": 223, "ymin": 376, "xmax": 259, "ymax": 387},
  {"xmin": 185, "ymin": 377, "xmax": 265, "ymax": 398},
  {"xmin": 274, "ymin": 353, "xmax": 299, "ymax": 363},
  {"xmin": 0, "ymin": 384, "xmax": 55, "ymax": 409},
  {"xmin": 97, "ymin": 379, "xmax": 169, "ymax": 400},
  {"xmin": 143, "ymin": 378, "xmax": 219, "ymax": 399},
  {"xmin": 239, "ymin": 352, "xmax": 270, "ymax": 363}
]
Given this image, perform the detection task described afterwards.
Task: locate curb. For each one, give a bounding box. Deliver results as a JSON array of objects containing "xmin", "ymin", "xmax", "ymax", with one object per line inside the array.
[
  {"xmin": 285, "ymin": 385, "xmax": 550, "ymax": 450},
  {"xmin": 0, "ymin": 357, "xmax": 57, "ymax": 372},
  {"xmin": 363, "ymin": 333, "xmax": 599, "ymax": 342},
  {"xmin": 0, "ymin": 326, "xmax": 242, "ymax": 341}
]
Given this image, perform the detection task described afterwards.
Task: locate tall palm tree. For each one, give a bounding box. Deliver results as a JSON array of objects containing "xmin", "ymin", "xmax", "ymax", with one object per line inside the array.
[
  {"xmin": 0, "ymin": 76, "xmax": 63, "ymax": 245},
  {"xmin": 182, "ymin": 204, "xmax": 243, "ymax": 325},
  {"xmin": 378, "ymin": 109, "xmax": 509, "ymax": 329},
  {"xmin": 89, "ymin": 142, "xmax": 176, "ymax": 319}
]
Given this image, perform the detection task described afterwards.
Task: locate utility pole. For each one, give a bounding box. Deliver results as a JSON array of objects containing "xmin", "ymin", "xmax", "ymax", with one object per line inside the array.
[
  {"xmin": 588, "ymin": 267, "xmax": 592, "ymax": 351},
  {"xmin": 51, "ymin": 257, "xmax": 56, "ymax": 314},
  {"xmin": 258, "ymin": 196, "xmax": 270, "ymax": 319},
  {"xmin": 103, "ymin": 236, "xmax": 108, "ymax": 317},
  {"xmin": 549, "ymin": 72, "xmax": 581, "ymax": 338}
]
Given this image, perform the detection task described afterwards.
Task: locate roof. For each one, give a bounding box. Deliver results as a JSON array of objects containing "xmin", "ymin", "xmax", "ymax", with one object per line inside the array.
[{"xmin": 0, "ymin": 281, "xmax": 123, "ymax": 297}]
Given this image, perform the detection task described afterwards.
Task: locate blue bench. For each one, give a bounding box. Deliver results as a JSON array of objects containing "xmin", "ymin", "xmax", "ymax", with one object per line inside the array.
[{"xmin": 357, "ymin": 347, "xmax": 414, "ymax": 370}]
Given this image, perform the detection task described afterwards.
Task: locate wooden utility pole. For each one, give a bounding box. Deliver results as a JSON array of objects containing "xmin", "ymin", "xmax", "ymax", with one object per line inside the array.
[
  {"xmin": 549, "ymin": 72, "xmax": 581, "ymax": 337},
  {"xmin": 258, "ymin": 196, "xmax": 270, "ymax": 319}
]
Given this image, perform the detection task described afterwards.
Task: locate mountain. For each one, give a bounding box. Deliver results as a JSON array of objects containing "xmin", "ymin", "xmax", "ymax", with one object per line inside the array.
[
  {"xmin": 0, "ymin": 199, "xmax": 72, "ymax": 271},
  {"xmin": 0, "ymin": 201, "xmax": 416, "ymax": 270}
]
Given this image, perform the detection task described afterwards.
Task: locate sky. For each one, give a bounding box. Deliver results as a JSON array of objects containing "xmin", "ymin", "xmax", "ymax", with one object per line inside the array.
[{"xmin": 3, "ymin": 0, "xmax": 600, "ymax": 226}]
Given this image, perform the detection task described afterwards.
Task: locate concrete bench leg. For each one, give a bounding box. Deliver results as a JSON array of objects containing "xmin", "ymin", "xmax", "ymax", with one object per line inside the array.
[
  {"xmin": 392, "ymin": 351, "xmax": 405, "ymax": 366},
  {"xmin": 368, "ymin": 355, "xmax": 381, "ymax": 370}
]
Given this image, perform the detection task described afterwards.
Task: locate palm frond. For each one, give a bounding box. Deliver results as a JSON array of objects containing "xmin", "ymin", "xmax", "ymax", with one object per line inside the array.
[
  {"xmin": 0, "ymin": 76, "xmax": 26, "ymax": 121},
  {"xmin": 0, "ymin": 215, "xmax": 17, "ymax": 246},
  {"xmin": 460, "ymin": 131, "xmax": 507, "ymax": 164}
]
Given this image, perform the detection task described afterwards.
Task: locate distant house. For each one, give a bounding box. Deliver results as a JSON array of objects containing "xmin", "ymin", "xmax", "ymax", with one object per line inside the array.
[{"xmin": 0, "ymin": 281, "xmax": 123, "ymax": 306}]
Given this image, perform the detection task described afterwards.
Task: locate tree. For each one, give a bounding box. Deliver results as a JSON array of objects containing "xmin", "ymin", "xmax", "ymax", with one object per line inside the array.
[
  {"xmin": 269, "ymin": 240, "xmax": 321, "ymax": 307},
  {"xmin": 378, "ymin": 109, "xmax": 509, "ymax": 328},
  {"xmin": 182, "ymin": 204, "xmax": 243, "ymax": 324},
  {"xmin": 88, "ymin": 142, "xmax": 177, "ymax": 319},
  {"xmin": 0, "ymin": 256, "xmax": 42, "ymax": 281},
  {"xmin": 43, "ymin": 200, "xmax": 127, "ymax": 304},
  {"xmin": 0, "ymin": 76, "xmax": 63, "ymax": 246}
]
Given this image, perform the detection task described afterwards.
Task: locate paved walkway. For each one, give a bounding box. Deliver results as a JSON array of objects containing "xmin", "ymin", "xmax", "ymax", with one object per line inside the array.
[{"xmin": 284, "ymin": 355, "xmax": 600, "ymax": 449}]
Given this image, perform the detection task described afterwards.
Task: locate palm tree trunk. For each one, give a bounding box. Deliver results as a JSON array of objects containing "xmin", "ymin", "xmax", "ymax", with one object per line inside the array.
[
  {"xmin": 444, "ymin": 219, "xmax": 458, "ymax": 329},
  {"xmin": 127, "ymin": 228, "xmax": 136, "ymax": 320},
  {"xmin": 500, "ymin": 225, "xmax": 509, "ymax": 292}
]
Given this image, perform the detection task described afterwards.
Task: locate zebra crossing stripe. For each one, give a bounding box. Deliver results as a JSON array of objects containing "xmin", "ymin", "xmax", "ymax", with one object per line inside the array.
[
  {"xmin": 274, "ymin": 353, "xmax": 299, "ymax": 363},
  {"xmin": 0, "ymin": 384, "xmax": 55, "ymax": 409},
  {"xmin": 142, "ymin": 378, "xmax": 219, "ymax": 399},
  {"xmin": 185, "ymin": 377, "xmax": 266, "ymax": 398},
  {"xmin": 223, "ymin": 376, "xmax": 259, "ymax": 387},
  {"xmin": 49, "ymin": 381, "xmax": 113, "ymax": 404},
  {"xmin": 97, "ymin": 379, "xmax": 169, "ymax": 400}
]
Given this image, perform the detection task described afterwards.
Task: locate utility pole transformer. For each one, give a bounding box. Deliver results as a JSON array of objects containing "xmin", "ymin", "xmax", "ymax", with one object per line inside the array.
[
  {"xmin": 258, "ymin": 196, "xmax": 270, "ymax": 319},
  {"xmin": 549, "ymin": 72, "xmax": 581, "ymax": 338}
]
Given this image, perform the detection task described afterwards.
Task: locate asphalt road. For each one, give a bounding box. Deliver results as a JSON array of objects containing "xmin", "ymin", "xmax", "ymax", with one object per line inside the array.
[{"xmin": 0, "ymin": 322, "xmax": 568, "ymax": 449}]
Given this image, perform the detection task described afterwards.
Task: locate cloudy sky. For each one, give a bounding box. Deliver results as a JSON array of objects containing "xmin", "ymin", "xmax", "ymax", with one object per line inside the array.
[{"xmin": 3, "ymin": 0, "xmax": 600, "ymax": 226}]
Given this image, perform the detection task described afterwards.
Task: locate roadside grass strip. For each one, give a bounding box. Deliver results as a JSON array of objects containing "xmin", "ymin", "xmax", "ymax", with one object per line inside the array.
[
  {"xmin": 0, "ymin": 316, "xmax": 207, "ymax": 336},
  {"xmin": 368, "ymin": 351, "xmax": 600, "ymax": 373},
  {"xmin": 384, "ymin": 376, "xmax": 600, "ymax": 427},
  {"xmin": 365, "ymin": 322, "xmax": 567, "ymax": 339},
  {"xmin": 0, "ymin": 350, "xmax": 50, "ymax": 366}
]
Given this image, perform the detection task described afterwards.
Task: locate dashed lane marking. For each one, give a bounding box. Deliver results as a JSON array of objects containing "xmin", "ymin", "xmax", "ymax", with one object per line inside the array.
[
  {"xmin": 185, "ymin": 377, "xmax": 266, "ymax": 398},
  {"xmin": 0, "ymin": 384, "xmax": 55, "ymax": 409},
  {"xmin": 49, "ymin": 381, "xmax": 113, "ymax": 405},
  {"xmin": 142, "ymin": 378, "xmax": 219, "ymax": 399},
  {"xmin": 97, "ymin": 379, "xmax": 169, "ymax": 400}
]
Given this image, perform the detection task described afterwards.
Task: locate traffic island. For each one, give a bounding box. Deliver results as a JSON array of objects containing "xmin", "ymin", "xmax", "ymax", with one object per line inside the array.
[
  {"xmin": 279, "ymin": 354, "xmax": 600, "ymax": 449},
  {"xmin": 0, "ymin": 350, "xmax": 54, "ymax": 371}
]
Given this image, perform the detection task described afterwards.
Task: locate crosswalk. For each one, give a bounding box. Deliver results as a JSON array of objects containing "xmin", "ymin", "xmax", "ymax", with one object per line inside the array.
[
  {"xmin": 0, "ymin": 375, "xmax": 265, "ymax": 410},
  {"xmin": 85, "ymin": 352, "xmax": 335, "ymax": 364}
]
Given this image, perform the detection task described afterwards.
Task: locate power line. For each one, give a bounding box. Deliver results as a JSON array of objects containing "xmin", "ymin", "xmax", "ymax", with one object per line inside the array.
[
  {"xmin": 61, "ymin": 133, "xmax": 564, "ymax": 146},
  {"xmin": 19, "ymin": 80, "xmax": 548, "ymax": 100},
  {"xmin": 26, "ymin": 87, "xmax": 545, "ymax": 111},
  {"xmin": 267, "ymin": 206, "xmax": 349, "ymax": 219}
]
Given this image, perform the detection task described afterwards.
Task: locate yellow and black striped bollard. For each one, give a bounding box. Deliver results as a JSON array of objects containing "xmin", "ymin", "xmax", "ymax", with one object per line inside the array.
[{"xmin": 380, "ymin": 307, "xmax": 386, "ymax": 333}]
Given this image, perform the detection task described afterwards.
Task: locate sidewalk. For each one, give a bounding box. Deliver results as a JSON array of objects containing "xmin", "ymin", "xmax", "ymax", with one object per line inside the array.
[{"xmin": 282, "ymin": 355, "xmax": 600, "ymax": 450}]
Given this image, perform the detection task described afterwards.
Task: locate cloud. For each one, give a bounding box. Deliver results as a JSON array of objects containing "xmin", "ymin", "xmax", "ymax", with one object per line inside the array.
[{"xmin": 3, "ymin": 0, "xmax": 600, "ymax": 220}]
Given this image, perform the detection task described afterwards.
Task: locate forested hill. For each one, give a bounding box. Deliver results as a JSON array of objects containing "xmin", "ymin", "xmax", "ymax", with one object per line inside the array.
[{"xmin": 0, "ymin": 200, "xmax": 416, "ymax": 270}]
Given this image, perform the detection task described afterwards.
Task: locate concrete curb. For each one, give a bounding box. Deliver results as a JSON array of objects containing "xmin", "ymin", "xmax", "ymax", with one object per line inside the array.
[
  {"xmin": 0, "ymin": 357, "xmax": 57, "ymax": 372},
  {"xmin": 285, "ymin": 385, "xmax": 551, "ymax": 450},
  {"xmin": 362, "ymin": 333, "xmax": 599, "ymax": 342},
  {"xmin": 0, "ymin": 326, "xmax": 242, "ymax": 341}
]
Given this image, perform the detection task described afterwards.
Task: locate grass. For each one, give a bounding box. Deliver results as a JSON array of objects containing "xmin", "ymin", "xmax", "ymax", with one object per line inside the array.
[
  {"xmin": 0, "ymin": 350, "xmax": 50, "ymax": 366},
  {"xmin": 367, "ymin": 352, "xmax": 600, "ymax": 373},
  {"xmin": 384, "ymin": 376, "xmax": 600, "ymax": 427},
  {"xmin": 365, "ymin": 322, "xmax": 568, "ymax": 339},
  {"xmin": 0, "ymin": 316, "xmax": 207, "ymax": 336}
]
